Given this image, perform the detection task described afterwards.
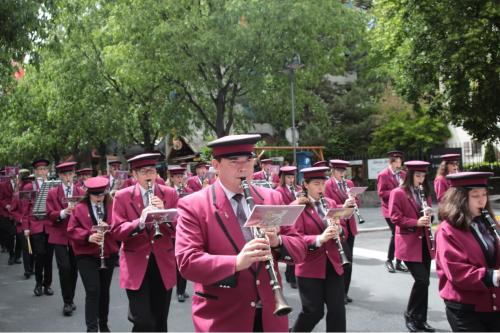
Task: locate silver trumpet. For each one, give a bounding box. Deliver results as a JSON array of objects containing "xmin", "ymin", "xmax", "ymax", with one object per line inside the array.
[
  {"xmin": 240, "ymin": 178, "xmax": 292, "ymax": 316},
  {"xmin": 342, "ymin": 177, "xmax": 365, "ymax": 224},
  {"xmin": 418, "ymin": 184, "xmax": 434, "ymax": 250},
  {"xmin": 147, "ymin": 180, "xmax": 163, "ymax": 240},
  {"xmin": 319, "ymin": 193, "xmax": 350, "ymax": 266}
]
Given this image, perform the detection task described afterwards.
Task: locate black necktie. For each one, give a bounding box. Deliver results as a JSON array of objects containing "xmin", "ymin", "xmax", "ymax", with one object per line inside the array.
[
  {"xmin": 314, "ymin": 201, "xmax": 326, "ymax": 223},
  {"xmin": 475, "ymin": 219, "xmax": 496, "ymax": 262},
  {"xmin": 96, "ymin": 205, "xmax": 104, "ymax": 221},
  {"xmin": 66, "ymin": 186, "xmax": 71, "ymax": 198},
  {"xmin": 232, "ymin": 194, "xmax": 253, "ymax": 242},
  {"xmin": 289, "ymin": 186, "xmax": 296, "ymax": 199},
  {"xmin": 111, "ymin": 178, "xmax": 115, "ymax": 189}
]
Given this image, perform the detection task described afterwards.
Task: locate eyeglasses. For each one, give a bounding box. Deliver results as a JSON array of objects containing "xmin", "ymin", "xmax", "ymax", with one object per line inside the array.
[
  {"xmin": 137, "ymin": 168, "xmax": 157, "ymax": 176},
  {"xmin": 36, "ymin": 167, "xmax": 49, "ymax": 171}
]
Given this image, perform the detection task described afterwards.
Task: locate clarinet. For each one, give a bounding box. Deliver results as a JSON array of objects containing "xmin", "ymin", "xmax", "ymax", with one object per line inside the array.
[
  {"xmin": 95, "ymin": 204, "xmax": 108, "ymax": 270},
  {"xmin": 240, "ymin": 178, "xmax": 292, "ymax": 316},
  {"xmin": 319, "ymin": 193, "xmax": 350, "ymax": 266},
  {"xmin": 481, "ymin": 208, "xmax": 500, "ymax": 241},
  {"xmin": 418, "ymin": 184, "xmax": 434, "ymax": 250},
  {"xmin": 342, "ymin": 177, "xmax": 365, "ymax": 224},
  {"xmin": 147, "ymin": 180, "xmax": 163, "ymax": 239}
]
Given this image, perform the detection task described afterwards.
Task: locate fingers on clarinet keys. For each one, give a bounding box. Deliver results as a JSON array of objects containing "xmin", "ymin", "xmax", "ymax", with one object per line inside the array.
[{"xmin": 236, "ymin": 238, "xmax": 271, "ymax": 271}]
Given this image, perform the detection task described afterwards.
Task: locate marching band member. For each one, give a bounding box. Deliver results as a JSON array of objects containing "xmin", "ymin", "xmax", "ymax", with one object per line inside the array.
[
  {"xmin": 291, "ymin": 166, "xmax": 348, "ymax": 332},
  {"xmin": 324, "ymin": 159, "xmax": 358, "ymax": 304},
  {"xmin": 68, "ymin": 177, "xmax": 119, "ymax": 332},
  {"xmin": 186, "ymin": 161, "xmax": 210, "ymax": 192},
  {"xmin": 105, "ymin": 160, "xmax": 125, "ymax": 191},
  {"xmin": 434, "ymin": 154, "xmax": 460, "ymax": 203},
  {"xmin": 388, "ymin": 161, "xmax": 435, "ymax": 332},
  {"xmin": 0, "ymin": 169, "xmax": 19, "ymax": 265},
  {"xmin": 253, "ymin": 158, "xmax": 279, "ymax": 187},
  {"xmin": 377, "ymin": 151, "xmax": 409, "ymax": 273},
  {"xmin": 167, "ymin": 166, "xmax": 192, "ymax": 302},
  {"xmin": 176, "ymin": 134, "xmax": 306, "ymax": 332},
  {"xmin": 21, "ymin": 158, "xmax": 55, "ymax": 297},
  {"xmin": 436, "ymin": 172, "xmax": 500, "ymax": 332},
  {"xmin": 10, "ymin": 171, "xmax": 35, "ymax": 277},
  {"xmin": 275, "ymin": 166, "xmax": 301, "ymax": 289},
  {"xmin": 46, "ymin": 162, "xmax": 86, "ymax": 316},
  {"xmin": 76, "ymin": 168, "xmax": 94, "ymax": 188},
  {"xmin": 111, "ymin": 153, "xmax": 178, "ymax": 332}
]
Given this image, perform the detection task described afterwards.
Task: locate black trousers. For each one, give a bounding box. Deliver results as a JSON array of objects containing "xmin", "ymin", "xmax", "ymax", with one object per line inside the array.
[
  {"xmin": 285, "ymin": 264, "xmax": 296, "ymax": 284},
  {"xmin": 446, "ymin": 304, "xmax": 500, "ymax": 332},
  {"xmin": 31, "ymin": 232, "xmax": 54, "ymax": 287},
  {"xmin": 77, "ymin": 256, "xmax": 116, "ymax": 332},
  {"xmin": 404, "ymin": 241, "xmax": 431, "ymax": 322},
  {"xmin": 0, "ymin": 218, "xmax": 16, "ymax": 256},
  {"xmin": 20, "ymin": 233, "xmax": 33, "ymax": 274},
  {"xmin": 385, "ymin": 218, "xmax": 401, "ymax": 262},
  {"xmin": 126, "ymin": 254, "xmax": 172, "ymax": 332},
  {"xmin": 343, "ymin": 221, "xmax": 355, "ymax": 295},
  {"xmin": 14, "ymin": 231, "xmax": 23, "ymax": 259},
  {"xmin": 54, "ymin": 244, "xmax": 78, "ymax": 304},
  {"xmin": 175, "ymin": 263, "xmax": 187, "ymax": 295},
  {"xmin": 292, "ymin": 260, "xmax": 346, "ymax": 332}
]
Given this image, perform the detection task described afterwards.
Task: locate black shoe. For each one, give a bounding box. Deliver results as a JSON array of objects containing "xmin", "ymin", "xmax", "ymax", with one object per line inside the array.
[
  {"xmin": 345, "ymin": 295, "xmax": 353, "ymax": 303},
  {"xmin": 63, "ymin": 303, "xmax": 73, "ymax": 316},
  {"xmin": 43, "ymin": 286, "xmax": 54, "ymax": 296},
  {"xmin": 34, "ymin": 284, "xmax": 43, "ymax": 296},
  {"xmin": 289, "ymin": 281, "xmax": 298, "ymax": 289},
  {"xmin": 417, "ymin": 322, "xmax": 435, "ymax": 332},
  {"xmin": 177, "ymin": 293, "xmax": 186, "ymax": 302},
  {"xmin": 24, "ymin": 272, "xmax": 31, "ymax": 279},
  {"xmin": 99, "ymin": 324, "xmax": 110, "ymax": 332},
  {"xmin": 385, "ymin": 260, "xmax": 396, "ymax": 273},
  {"xmin": 396, "ymin": 261, "xmax": 409, "ymax": 272},
  {"xmin": 14, "ymin": 258, "xmax": 22, "ymax": 264},
  {"xmin": 8, "ymin": 256, "xmax": 15, "ymax": 265},
  {"xmin": 405, "ymin": 320, "xmax": 420, "ymax": 332},
  {"xmin": 70, "ymin": 303, "xmax": 76, "ymax": 311}
]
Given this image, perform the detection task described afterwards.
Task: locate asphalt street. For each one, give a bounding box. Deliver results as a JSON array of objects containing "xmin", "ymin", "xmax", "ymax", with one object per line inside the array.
[{"xmin": 6, "ymin": 198, "xmax": 500, "ymax": 332}]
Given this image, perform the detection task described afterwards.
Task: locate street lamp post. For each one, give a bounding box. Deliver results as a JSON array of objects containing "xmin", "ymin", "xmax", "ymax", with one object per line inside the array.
[{"xmin": 285, "ymin": 54, "xmax": 304, "ymax": 166}]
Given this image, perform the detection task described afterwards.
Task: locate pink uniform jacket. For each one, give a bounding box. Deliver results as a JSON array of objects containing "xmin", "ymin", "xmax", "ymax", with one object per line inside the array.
[
  {"xmin": 377, "ymin": 167, "xmax": 407, "ymax": 218},
  {"xmin": 294, "ymin": 197, "xmax": 348, "ymax": 278},
  {"xmin": 20, "ymin": 182, "xmax": 51, "ymax": 235},
  {"xmin": 111, "ymin": 183, "xmax": 178, "ymax": 290},
  {"xmin": 324, "ymin": 178, "xmax": 359, "ymax": 237},
  {"xmin": 0, "ymin": 180, "xmax": 14, "ymax": 218},
  {"xmin": 388, "ymin": 187, "xmax": 435, "ymax": 262},
  {"xmin": 436, "ymin": 221, "xmax": 500, "ymax": 312},
  {"xmin": 9, "ymin": 192, "xmax": 24, "ymax": 233},
  {"xmin": 434, "ymin": 176, "xmax": 450, "ymax": 203},
  {"xmin": 67, "ymin": 200, "xmax": 119, "ymax": 257},
  {"xmin": 46, "ymin": 184, "xmax": 86, "ymax": 246},
  {"xmin": 185, "ymin": 175, "xmax": 215, "ymax": 193},
  {"xmin": 275, "ymin": 185, "xmax": 301, "ymax": 205},
  {"xmin": 175, "ymin": 180, "xmax": 307, "ymax": 332},
  {"xmin": 252, "ymin": 171, "xmax": 280, "ymax": 185}
]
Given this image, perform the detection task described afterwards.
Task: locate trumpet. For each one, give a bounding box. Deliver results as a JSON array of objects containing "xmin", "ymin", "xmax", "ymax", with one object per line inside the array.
[
  {"xmin": 342, "ymin": 177, "xmax": 365, "ymax": 224},
  {"xmin": 319, "ymin": 193, "xmax": 350, "ymax": 266},
  {"xmin": 481, "ymin": 208, "xmax": 500, "ymax": 241},
  {"xmin": 418, "ymin": 184, "xmax": 434, "ymax": 250},
  {"xmin": 146, "ymin": 180, "xmax": 163, "ymax": 240},
  {"xmin": 240, "ymin": 178, "xmax": 292, "ymax": 316}
]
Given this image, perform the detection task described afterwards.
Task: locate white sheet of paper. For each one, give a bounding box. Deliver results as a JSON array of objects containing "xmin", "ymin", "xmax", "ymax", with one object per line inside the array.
[{"xmin": 244, "ymin": 205, "xmax": 305, "ymax": 228}]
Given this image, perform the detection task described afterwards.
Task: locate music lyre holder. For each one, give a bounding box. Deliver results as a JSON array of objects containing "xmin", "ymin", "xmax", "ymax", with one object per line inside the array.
[{"xmin": 144, "ymin": 209, "xmax": 178, "ymax": 239}]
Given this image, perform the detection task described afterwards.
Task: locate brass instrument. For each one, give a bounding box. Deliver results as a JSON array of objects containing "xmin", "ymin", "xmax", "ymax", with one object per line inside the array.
[
  {"xmin": 342, "ymin": 177, "xmax": 365, "ymax": 224},
  {"xmin": 240, "ymin": 178, "xmax": 292, "ymax": 316},
  {"xmin": 319, "ymin": 193, "xmax": 350, "ymax": 266},
  {"xmin": 481, "ymin": 208, "xmax": 500, "ymax": 241},
  {"xmin": 147, "ymin": 180, "xmax": 163, "ymax": 240},
  {"xmin": 418, "ymin": 184, "xmax": 434, "ymax": 250},
  {"xmin": 32, "ymin": 179, "xmax": 61, "ymax": 219}
]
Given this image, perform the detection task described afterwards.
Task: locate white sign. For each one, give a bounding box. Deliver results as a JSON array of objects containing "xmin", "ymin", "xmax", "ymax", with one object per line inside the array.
[
  {"xmin": 285, "ymin": 127, "xmax": 299, "ymax": 145},
  {"xmin": 368, "ymin": 158, "xmax": 388, "ymax": 179},
  {"xmin": 348, "ymin": 160, "xmax": 363, "ymax": 165}
]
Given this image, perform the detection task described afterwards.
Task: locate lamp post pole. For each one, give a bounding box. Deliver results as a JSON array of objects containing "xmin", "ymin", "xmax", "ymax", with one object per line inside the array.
[{"xmin": 285, "ymin": 54, "xmax": 303, "ymax": 166}]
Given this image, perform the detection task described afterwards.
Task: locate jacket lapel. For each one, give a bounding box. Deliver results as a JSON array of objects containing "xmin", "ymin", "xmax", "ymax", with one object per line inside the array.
[{"xmin": 129, "ymin": 184, "xmax": 144, "ymax": 218}]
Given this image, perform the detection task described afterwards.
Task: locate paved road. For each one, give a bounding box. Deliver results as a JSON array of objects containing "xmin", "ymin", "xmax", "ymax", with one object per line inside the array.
[{"xmin": 7, "ymin": 199, "xmax": 499, "ymax": 332}]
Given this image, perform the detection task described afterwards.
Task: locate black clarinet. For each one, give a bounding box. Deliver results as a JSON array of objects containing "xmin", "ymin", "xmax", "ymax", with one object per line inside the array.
[
  {"xmin": 481, "ymin": 208, "xmax": 500, "ymax": 241},
  {"xmin": 342, "ymin": 177, "xmax": 365, "ymax": 224},
  {"xmin": 240, "ymin": 178, "xmax": 292, "ymax": 316},
  {"xmin": 319, "ymin": 193, "xmax": 350, "ymax": 266},
  {"xmin": 418, "ymin": 185, "xmax": 434, "ymax": 250}
]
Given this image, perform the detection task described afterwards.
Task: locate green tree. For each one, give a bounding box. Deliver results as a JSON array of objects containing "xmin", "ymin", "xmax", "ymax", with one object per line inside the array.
[{"xmin": 371, "ymin": 0, "xmax": 500, "ymax": 142}]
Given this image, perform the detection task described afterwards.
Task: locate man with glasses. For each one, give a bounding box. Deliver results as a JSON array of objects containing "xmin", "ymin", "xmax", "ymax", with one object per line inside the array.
[
  {"xmin": 21, "ymin": 158, "xmax": 55, "ymax": 297},
  {"xmin": 111, "ymin": 153, "xmax": 179, "ymax": 331},
  {"xmin": 175, "ymin": 134, "xmax": 306, "ymax": 332},
  {"xmin": 46, "ymin": 162, "xmax": 85, "ymax": 316},
  {"xmin": 186, "ymin": 161, "xmax": 210, "ymax": 192}
]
